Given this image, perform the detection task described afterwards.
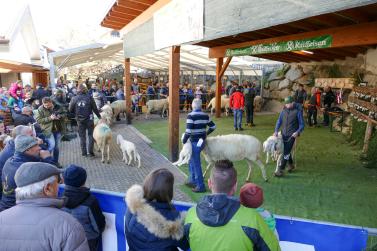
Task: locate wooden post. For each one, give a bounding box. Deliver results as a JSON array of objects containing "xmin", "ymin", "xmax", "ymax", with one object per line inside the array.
[
  {"xmin": 124, "ymin": 58, "xmax": 132, "ymax": 124},
  {"xmin": 363, "ymin": 120, "xmax": 373, "ymax": 153},
  {"xmin": 168, "ymin": 46, "xmax": 180, "ymax": 162},
  {"xmin": 215, "ymin": 58, "xmax": 223, "ymax": 118}
]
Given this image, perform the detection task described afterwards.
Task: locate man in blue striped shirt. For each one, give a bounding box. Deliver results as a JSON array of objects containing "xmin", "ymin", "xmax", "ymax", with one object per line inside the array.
[{"xmin": 183, "ymin": 99, "xmax": 216, "ymax": 193}]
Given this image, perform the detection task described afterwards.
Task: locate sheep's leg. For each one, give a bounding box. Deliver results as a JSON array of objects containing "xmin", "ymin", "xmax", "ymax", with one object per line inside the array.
[
  {"xmin": 101, "ymin": 146, "xmax": 105, "ymax": 163},
  {"xmin": 123, "ymin": 151, "xmax": 129, "ymax": 164},
  {"xmin": 107, "ymin": 144, "xmax": 110, "ymax": 164},
  {"xmin": 255, "ymin": 158, "xmax": 268, "ymax": 182},
  {"xmin": 202, "ymin": 162, "xmax": 212, "ymax": 178},
  {"xmin": 137, "ymin": 154, "xmax": 141, "ymax": 168},
  {"xmin": 127, "ymin": 150, "xmax": 133, "ymax": 165},
  {"xmin": 246, "ymin": 159, "xmax": 253, "ymax": 182},
  {"xmin": 275, "ymin": 154, "xmax": 283, "ymax": 173},
  {"xmin": 266, "ymin": 152, "xmax": 270, "ymax": 164}
]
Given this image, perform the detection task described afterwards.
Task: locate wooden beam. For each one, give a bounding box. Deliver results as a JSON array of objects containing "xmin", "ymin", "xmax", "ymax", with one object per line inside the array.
[
  {"xmin": 105, "ymin": 16, "xmax": 133, "ymax": 24},
  {"xmin": 219, "ymin": 57, "xmax": 232, "ymax": 78},
  {"xmin": 168, "ymin": 45, "xmax": 180, "ymax": 162},
  {"xmin": 111, "ymin": 10, "xmax": 139, "ymax": 20},
  {"xmin": 117, "ymin": 0, "xmax": 149, "ymax": 11},
  {"xmin": 128, "ymin": 0, "xmax": 157, "ymax": 5},
  {"xmin": 124, "ymin": 58, "xmax": 132, "ymax": 124},
  {"xmin": 101, "ymin": 21, "xmax": 124, "ymax": 30},
  {"xmin": 112, "ymin": 6, "xmax": 142, "ymax": 16},
  {"xmin": 209, "ymin": 21, "xmax": 377, "ymax": 58},
  {"xmin": 103, "ymin": 19, "xmax": 128, "ymax": 27},
  {"xmin": 215, "ymin": 58, "xmax": 223, "ymax": 118},
  {"xmin": 121, "ymin": 0, "xmax": 171, "ymax": 34},
  {"xmin": 363, "ymin": 120, "xmax": 373, "ymax": 153}
]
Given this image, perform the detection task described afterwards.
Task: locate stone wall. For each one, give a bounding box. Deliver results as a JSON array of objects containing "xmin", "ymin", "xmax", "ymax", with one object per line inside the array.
[{"xmin": 262, "ymin": 47, "xmax": 377, "ymax": 113}]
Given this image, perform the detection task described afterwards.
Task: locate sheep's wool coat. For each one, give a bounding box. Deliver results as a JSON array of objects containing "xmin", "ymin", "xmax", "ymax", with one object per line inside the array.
[
  {"xmin": 203, "ymin": 134, "xmax": 262, "ymax": 162},
  {"xmin": 125, "ymin": 185, "xmax": 185, "ymax": 240},
  {"xmin": 146, "ymin": 99, "xmax": 168, "ymax": 113}
]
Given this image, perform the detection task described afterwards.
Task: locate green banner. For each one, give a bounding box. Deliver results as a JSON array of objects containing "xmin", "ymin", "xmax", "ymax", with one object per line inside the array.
[{"xmin": 225, "ymin": 35, "xmax": 333, "ymax": 57}]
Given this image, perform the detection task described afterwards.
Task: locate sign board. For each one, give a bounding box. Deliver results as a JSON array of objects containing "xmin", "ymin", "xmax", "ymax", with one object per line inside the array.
[
  {"xmin": 153, "ymin": 0, "xmax": 203, "ymax": 50},
  {"xmin": 225, "ymin": 35, "xmax": 333, "ymax": 57}
]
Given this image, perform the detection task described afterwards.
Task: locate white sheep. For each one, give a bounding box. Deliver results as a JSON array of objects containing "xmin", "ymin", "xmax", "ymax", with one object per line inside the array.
[
  {"xmin": 174, "ymin": 134, "xmax": 267, "ymax": 182},
  {"xmin": 207, "ymin": 95, "xmax": 230, "ymax": 116},
  {"xmin": 94, "ymin": 104, "xmax": 113, "ymax": 126},
  {"xmin": 110, "ymin": 100, "xmax": 127, "ymax": 119},
  {"xmin": 145, "ymin": 99, "xmax": 169, "ymax": 119},
  {"xmin": 93, "ymin": 119, "xmax": 112, "ymax": 164},
  {"xmin": 116, "ymin": 134, "xmax": 141, "ymax": 168}
]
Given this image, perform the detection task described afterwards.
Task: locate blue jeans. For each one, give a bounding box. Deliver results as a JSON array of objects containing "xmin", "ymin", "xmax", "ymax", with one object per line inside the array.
[
  {"xmin": 46, "ymin": 132, "xmax": 61, "ymax": 163},
  {"xmin": 188, "ymin": 141, "xmax": 205, "ymax": 191},
  {"xmin": 233, "ymin": 109, "xmax": 243, "ymax": 129}
]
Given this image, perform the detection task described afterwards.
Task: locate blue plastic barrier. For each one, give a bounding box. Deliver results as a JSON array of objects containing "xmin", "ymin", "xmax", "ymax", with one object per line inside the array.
[{"xmin": 59, "ymin": 187, "xmax": 373, "ymax": 251}]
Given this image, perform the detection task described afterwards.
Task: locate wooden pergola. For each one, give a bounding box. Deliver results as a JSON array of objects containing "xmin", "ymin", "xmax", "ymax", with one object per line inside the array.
[
  {"xmin": 101, "ymin": 0, "xmax": 377, "ymax": 161},
  {"xmin": 0, "ymin": 59, "xmax": 49, "ymax": 87}
]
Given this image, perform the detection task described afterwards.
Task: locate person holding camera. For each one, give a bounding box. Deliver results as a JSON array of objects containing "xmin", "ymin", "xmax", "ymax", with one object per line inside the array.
[{"xmin": 35, "ymin": 97, "xmax": 66, "ymax": 164}]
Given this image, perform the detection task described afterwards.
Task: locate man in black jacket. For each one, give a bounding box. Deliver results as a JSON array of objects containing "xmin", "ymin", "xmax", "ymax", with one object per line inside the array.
[
  {"xmin": 322, "ymin": 86, "xmax": 335, "ymax": 126},
  {"xmin": 69, "ymin": 84, "xmax": 101, "ymax": 157},
  {"xmin": 243, "ymin": 82, "xmax": 256, "ymax": 127},
  {"xmin": 274, "ymin": 96, "xmax": 305, "ymax": 177}
]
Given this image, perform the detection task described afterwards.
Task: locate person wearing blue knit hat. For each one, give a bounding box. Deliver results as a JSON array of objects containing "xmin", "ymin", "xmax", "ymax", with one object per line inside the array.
[{"xmin": 62, "ymin": 165, "xmax": 106, "ymax": 251}]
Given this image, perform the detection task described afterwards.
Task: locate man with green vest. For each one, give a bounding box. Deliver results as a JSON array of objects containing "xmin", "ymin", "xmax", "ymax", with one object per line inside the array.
[{"xmin": 184, "ymin": 160, "xmax": 280, "ymax": 251}]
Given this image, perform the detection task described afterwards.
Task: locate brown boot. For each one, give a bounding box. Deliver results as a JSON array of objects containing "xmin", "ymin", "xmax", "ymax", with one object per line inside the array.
[
  {"xmin": 287, "ymin": 163, "xmax": 295, "ymax": 173},
  {"xmin": 273, "ymin": 170, "xmax": 284, "ymax": 177}
]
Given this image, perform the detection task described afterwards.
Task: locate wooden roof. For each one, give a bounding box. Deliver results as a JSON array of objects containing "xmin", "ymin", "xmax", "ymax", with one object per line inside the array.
[
  {"xmin": 101, "ymin": 0, "xmax": 158, "ymax": 30},
  {"xmin": 198, "ymin": 3, "xmax": 377, "ymax": 62},
  {"xmin": 0, "ymin": 59, "xmax": 48, "ymax": 73}
]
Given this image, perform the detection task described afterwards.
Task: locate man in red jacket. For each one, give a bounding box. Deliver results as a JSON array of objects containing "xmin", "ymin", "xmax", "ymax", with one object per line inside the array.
[{"xmin": 230, "ymin": 87, "xmax": 245, "ymax": 131}]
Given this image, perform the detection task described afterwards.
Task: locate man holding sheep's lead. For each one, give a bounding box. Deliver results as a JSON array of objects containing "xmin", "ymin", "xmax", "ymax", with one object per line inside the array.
[
  {"xmin": 274, "ymin": 96, "xmax": 304, "ymax": 177},
  {"xmin": 182, "ymin": 98, "xmax": 216, "ymax": 193}
]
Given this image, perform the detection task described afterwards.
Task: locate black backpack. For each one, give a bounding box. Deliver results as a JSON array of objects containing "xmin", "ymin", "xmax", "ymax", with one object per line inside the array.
[{"xmin": 75, "ymin": 95, "xmax": 92, "ymax": 121}]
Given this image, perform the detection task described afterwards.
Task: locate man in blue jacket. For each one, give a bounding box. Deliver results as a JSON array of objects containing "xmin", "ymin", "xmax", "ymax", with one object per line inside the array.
[
  {"xmin": 0, "ymin": 135, "xmax": 56, "ymax": 211},
  {"xmin": 274, "ymin": 96, "xmax": 304, "ymax": 177}
]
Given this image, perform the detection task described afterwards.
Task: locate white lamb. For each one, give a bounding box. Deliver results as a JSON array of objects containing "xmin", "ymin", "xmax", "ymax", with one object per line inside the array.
[
  {"xmin": 93, "ymin": 119, "xmax": 112, "ymax": 164},
  {"xmin": 207, "ymin": 95, "xmax": 230, "ymax": 116},
  {"xmin": 173, "ymin": 134, "xmax": 192, "ymax": 166},
  {"xmin": 117, "ymin": 134, "xmax": 141, "ymax": 168},
  {"xmin": 174, "ymin": 134, "xmax": 267, "ymax": 182},
  {"xmin": 263, "ymin": 134, "xmax": 284, "ymax": 174},
  {"xmin": 145, "ymin": 99, "xmax": 169, "ymax": 119}
]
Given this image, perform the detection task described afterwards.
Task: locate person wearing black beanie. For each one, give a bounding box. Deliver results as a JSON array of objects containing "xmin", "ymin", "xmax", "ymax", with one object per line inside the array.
[{"xmin": 62, "ymin": 165, "xmax": 106, "ymax": 251}]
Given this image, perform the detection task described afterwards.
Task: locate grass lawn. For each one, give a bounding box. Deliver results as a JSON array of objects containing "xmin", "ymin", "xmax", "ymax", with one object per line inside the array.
[{"xmin": 133, "ymin": 114, "xmax": 377, "ymax": 229}]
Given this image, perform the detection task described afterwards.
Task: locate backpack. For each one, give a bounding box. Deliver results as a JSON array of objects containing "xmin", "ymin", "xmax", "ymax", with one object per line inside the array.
[{"xmin": 75, "ymin": 95, "xmax": 92, "ymax": 121}]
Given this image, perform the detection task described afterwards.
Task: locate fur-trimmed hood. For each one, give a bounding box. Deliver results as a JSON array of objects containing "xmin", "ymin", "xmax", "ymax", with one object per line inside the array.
[{"xmin": 125, "ymin": 184, "xmax": 185, "ymax": 240}]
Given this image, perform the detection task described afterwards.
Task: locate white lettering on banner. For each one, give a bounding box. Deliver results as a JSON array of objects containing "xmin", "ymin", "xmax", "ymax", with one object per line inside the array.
[
  {"xmin": 102, "ymin": 213, "xmax": 118, "ymax": 251},
  {"xmin": 153, "ymin": 0, "xmax": 203, "ymax": 50},
  {"xmin": 279, "ymin": 241, "xmax": 315, "ymax": 251}
]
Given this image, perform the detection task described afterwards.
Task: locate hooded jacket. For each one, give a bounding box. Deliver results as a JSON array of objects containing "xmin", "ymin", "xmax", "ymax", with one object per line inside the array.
[
  {"xmin": 230, "ymin": 91, "xmax": 245, "ymax": 110},
  {"xmin": 0, "ymin": 152, "xmax": 56, "ymax": 211},
  {"xmin": 62, "ymin": 185, "xmax": 106, "ymax": 247},
  {"xmin": 0, "ymin": 197, "xmax": 89, "ymax": 251},
  {"xmin": 184, "ymin": 194, "xmax": 280, "ymax": 251},
  {"xmin": 124, "ymin": 185, "xmax": 188, "ymax": 251}
]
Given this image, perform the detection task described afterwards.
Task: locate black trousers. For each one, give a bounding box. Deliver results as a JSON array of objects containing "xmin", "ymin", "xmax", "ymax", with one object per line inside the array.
[
  {"xmin": 279, "ymin": 135, "xmax": 295, "ymax": 170},
  {"xmin": 307, "ymin": 107, "xmax": 317, "ymax": 126},
  {"xmin": 78, "ymin": 120, "xmax": 94, "ymax": 155},
  {"xmin": 245, "ymin": 104, "xmax": 254, "ymax": 124},
  {"xmin": 323, "ymin": 107, "xmax": 330, "ymax": 125}
]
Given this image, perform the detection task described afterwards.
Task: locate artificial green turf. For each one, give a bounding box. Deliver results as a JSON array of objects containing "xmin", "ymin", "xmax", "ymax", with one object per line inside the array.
[{"xmin": 133, "ymin": 114, "xmax": 377, "ymax": 229}]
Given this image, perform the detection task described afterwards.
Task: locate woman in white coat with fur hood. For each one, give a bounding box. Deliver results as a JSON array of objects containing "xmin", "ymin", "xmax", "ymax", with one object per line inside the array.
[{"xmin": 125, "ymin": 168, "xmax": 188, "ymax": 251}]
